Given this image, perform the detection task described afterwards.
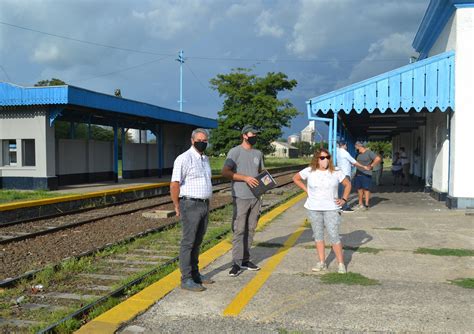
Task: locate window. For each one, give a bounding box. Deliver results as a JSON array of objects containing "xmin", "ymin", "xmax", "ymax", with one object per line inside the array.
[
  {"xmin": 22, "ymin": 139, "xmax": 36, "ymax": 166},
  {"xmin": 2, "ymin": 140, "xmax": 17, "ymax": 166}
]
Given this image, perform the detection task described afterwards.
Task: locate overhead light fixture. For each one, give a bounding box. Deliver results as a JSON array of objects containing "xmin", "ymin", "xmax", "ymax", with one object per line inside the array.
[
  {"xmin": 367, "ymin": 125, "xmax": 397, "ymax": 129},
  {"xmin": 367, "ymin": 129, "xmax": 392, "ymax": 133}
]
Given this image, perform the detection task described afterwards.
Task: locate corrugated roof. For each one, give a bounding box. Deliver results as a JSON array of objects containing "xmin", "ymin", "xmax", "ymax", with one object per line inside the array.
[
  {"xmin": 307, "ymin": 50, "xmax": 454, "ymax": 116},
  {"xmin": 0, "ymin": 82, "xmax": 217, "ymax": 129}
]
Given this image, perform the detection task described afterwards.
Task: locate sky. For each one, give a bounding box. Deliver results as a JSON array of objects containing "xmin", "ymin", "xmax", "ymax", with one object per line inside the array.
[{"xmin": 0, "ymin": 0, "xmax": 429, "ymax": 139}]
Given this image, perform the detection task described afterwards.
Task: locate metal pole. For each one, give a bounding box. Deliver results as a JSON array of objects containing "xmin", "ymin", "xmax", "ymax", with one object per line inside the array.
[
  {"xmin": 176, "ymin": 50, "xmax": 184, "ymax": 111},
  {"xmin": 113, "ymin": 123, "xmax": 118, "ymax": 183},
  {"xmin": 333, "ymin": 111, "xmax": 338, "ymax": 165}
]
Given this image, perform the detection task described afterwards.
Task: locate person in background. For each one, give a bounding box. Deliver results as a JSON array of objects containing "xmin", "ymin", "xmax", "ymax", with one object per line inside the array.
[
  {"xmin": 372, "ymin": 150, "xmax": 384, "ymax": 186},
  {"xmin": 293, "ymin": 148, "xmax": 351, "ymax": 274},
  {"xmin": 222, "ymin": 125, "xmax": 264, "ymax": 277},
  {"xmin": 171, "ymin": 128, "xmax": 214, "ymax": 292},
  {"xmin": 400, "ymin": 147, "xmax": 410, "ymax": 186},
  {"xmin": 353, "ymin": 141, "xmax": 381, "ymax": 210},
  {"xmin": 336, "ymin": 141, "xmax": 370, "ymax": 212},
  {"xmin": 391, "ymin": 152, "xmax": 403, "ymax": 185}
]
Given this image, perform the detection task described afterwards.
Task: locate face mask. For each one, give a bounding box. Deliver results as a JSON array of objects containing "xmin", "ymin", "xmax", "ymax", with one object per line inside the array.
[
  {"xmin": 319, "ymin": 159, "xmax": 329, "ymax": 169},
  {"xmin": 246, "ymin": 136, "xmax": 257, "ymax": 146},
  {"xmin": 193, "ymin": 141, "xmax": 207, "ymax": 152}
]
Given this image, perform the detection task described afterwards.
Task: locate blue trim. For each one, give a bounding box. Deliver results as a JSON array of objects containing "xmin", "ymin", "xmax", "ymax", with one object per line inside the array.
[
  {"xmin": 307, "ymin": 51, "xmax": 455, "ymax": 115},
  {"xmin": 413, "ymin": 0, "xmax": 474, "ymax": 59},
  {"xmin": 0, "ymin": 82, "xmax": 217, "ymax": 129}
]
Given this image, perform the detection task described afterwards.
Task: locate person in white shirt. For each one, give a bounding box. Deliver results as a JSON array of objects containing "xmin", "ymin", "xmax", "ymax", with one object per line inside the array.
[
  {"xmin": 336, "ymin": 141, "xmax": 370, "ymax": 212},
  {"xmin": 171, "ymin": 128, "xmax": 214, "ymax": 292},
  {"xmin": 293, "ymin": 148, "xmax": 351, "ymax": 274}
]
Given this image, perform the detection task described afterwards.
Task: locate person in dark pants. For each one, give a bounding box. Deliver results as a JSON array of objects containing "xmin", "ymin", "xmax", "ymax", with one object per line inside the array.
[
  {"xmin": 353, "ymin": 141, "xmax": 381, "ymax": 210},
  {"xmin": 171, "ymin": 128, "xmax": 214, "ymax": 292},
  {"xmin": 222, "ymin": 125, "xmax": 264, "ymax": 277}
]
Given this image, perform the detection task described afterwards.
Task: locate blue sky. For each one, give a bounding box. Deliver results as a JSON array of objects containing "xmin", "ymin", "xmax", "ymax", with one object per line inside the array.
[{"xmin": 0, "ymin": 0, "xmax": 429, "ymax": 139}]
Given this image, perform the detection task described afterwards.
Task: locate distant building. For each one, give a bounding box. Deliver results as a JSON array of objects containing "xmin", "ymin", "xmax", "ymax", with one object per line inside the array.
[
  {"xmin": 287, "ymin": 134, "xmax": 300, "ymax": 144},
  {"xmin": 269, "ymin": 141, "xmax": 299, "ymax": 158},
  {"xmin": 300, "ymin": 121, "xmax": 315, "ymax": 144}
]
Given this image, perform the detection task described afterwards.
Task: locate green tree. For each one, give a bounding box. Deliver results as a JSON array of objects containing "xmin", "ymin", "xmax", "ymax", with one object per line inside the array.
[
  {"xmin": 367, "ymin": 141, "xmax": 392, "ymax": 157},
  {"xmin": 210, "ymin": 68, "xmax": 299, "ymax": 155},
  {"xmin": 34, "ymin": 78, "xmax": 66, "ymax": 86},
  {"xmin": 294, "ymin": 141, "xmax": 312, "ymax": 157}
]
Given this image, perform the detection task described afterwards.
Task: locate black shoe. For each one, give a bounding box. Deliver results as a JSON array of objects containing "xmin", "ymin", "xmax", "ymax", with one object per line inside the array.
[
  {"xmin": 228, "ymin": 264, "xmax": 242, "ymax": 277},
  {"xmin": 193, "ymin": 274, "xmax": 215, "ymax": 285},
  {"xmin": 241, "ymin": 261, "xmax": 260, "ymax": 271},
  {"xmin": 341, "ymin": 207, "xmax": 354, "ymax": 213},
  {"xmin": 181, "ymin": 278, "xmax": 206, "ymax": 292}
]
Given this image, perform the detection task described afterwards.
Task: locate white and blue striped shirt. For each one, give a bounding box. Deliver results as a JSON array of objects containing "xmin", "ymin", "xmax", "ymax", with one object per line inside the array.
[{"xmin": 171, "ymin": 146, "xmax": 212, "ymax": 199}]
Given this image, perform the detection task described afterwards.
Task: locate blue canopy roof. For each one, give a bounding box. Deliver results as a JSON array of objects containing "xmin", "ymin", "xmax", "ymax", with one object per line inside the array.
[
  {"xmin": 307, "ymin": 51, "xmax": 455, "ymax": 116},
  {"xmin": 0, "ymin": 82, "xmax": 217, "ymax": 129}
]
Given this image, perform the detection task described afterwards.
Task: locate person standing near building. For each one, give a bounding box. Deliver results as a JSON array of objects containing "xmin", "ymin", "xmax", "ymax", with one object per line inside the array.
[
  {"xmin": 171, "ymin": 128, "xmax": 214, "ymax": 292},
  {"xmin": 353, "ymin": 141, "xmax": 381, "ymax": 210},
  {"xmin": 400, "ymin": 147, "xmax": 410, "ymax": 186},
  {"xmin": 222, "ymin": 125, "xmax": 264, "ymax": 277},
  {"xmin": 372, "ymin": 150, "xmax": 384, "ymax": 186},
  {"xmin": 336, "ymin": 141, "xmax": 370, "ymax": 212},
  {"xmin": 293, "ymin": 148, "xmax": 351, "ymax": 274}
]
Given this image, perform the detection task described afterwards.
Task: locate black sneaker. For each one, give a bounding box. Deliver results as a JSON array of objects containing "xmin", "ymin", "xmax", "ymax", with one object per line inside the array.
[
  {"xmin": 228, "ymin": 264, "xmax": 242, "ymax": 277},
  {"xmin": 241, "ymin": 261, "xmax": 260, "ymax": 271},
  {"xmin": 341, "ymin": 207, "xmax": 354, "ymax": 213}
]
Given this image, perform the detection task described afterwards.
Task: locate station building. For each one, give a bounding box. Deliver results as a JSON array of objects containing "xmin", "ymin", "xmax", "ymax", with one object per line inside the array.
[
  {"xmin": 307, "ymin": 0, "xmax": 474, "ymax": 209},
  {"xmin": 0, "ymin": 83, "xmax": 216, "ymax": 190}
]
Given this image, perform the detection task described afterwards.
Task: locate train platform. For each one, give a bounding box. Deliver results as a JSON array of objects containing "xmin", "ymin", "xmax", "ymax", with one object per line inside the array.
[
  {"xmin": 53, "ymin": 176, "xmax": 172, "ymax": 195},
  {"xmin": 78, "ymin": 188, "xmax": 473, "ymax": 333}
]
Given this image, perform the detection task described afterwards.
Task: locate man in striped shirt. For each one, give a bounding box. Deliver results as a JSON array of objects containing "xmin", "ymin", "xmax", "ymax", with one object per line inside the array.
[{"xmin": 171, "ymin": 128, "xmax": 214, "ymax": 292}]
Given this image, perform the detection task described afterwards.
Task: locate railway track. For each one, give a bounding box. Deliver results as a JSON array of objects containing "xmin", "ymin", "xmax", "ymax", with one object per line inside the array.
[
  {"xmin": 0, "ymin": 175, "xmax": 302, "ymax": 333},
  {"xmin": 0, "ymin": 170, "xmax": 296, "ymax": 246}
]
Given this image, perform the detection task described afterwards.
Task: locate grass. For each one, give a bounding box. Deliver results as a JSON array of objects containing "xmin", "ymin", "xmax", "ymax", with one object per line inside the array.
[
  {"xmin": 449, "ymin": 278, "xmax": 474, "ymax": 289},
  {"xmin": 0, "ymin": 189, "xmax": 61, "ymax": 204},
  {"xmin": 255, "ymin": 242, "xmax": 284, "ymax": 248},
  {"xmin": 344, "ymin": 246, "xmax": 382, "ymax": 254},
  {"xmin": 414, "ymin": 248, "xmax": 474, "ymax": 257},
  {"xmin": 209, "ymin": 156, "xmax": 309, "ymax": 174},
  {"xmin": 320, "ymin": 272, "xmax": 380, "ymax": 286}
]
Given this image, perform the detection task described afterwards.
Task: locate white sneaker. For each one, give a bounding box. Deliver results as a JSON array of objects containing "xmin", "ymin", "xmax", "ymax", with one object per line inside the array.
[
  {"xmin": 312, "ymin": 262, "xmax": 327, "ymax": 272},
  {"xmin": 338, "ymin": 263, "xmax": 346, "ymax": 274}
]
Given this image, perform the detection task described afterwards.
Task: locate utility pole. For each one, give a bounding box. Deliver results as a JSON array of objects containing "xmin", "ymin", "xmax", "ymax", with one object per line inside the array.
[{"xmin": 176, "ymin": 50, "xmax": 184, "ymax": 111}]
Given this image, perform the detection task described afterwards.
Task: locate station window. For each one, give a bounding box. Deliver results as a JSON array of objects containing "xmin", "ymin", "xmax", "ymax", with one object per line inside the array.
[
  {"xmin": 22, "ymin": 139, "xmax": 36, "ymax": 167},
  {"xmin": 2, "ymin": 140, "xmax": 17, "ymax": 166}
]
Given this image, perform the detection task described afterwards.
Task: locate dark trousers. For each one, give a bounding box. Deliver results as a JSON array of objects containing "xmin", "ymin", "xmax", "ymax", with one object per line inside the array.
[
  {"xmin": 179, "ymin": 199, "xmax": 209, "ymax": 281},
  {"xmin": 231, "ymin": 197, "xmax": 261, "ymax": 265}
]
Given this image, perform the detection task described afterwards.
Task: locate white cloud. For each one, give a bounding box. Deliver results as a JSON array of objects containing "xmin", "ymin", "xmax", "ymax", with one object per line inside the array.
[
  {"xmin": 32, "ymin": 44, "xmax": 60, "ymax": 63},
  {"xmin": 256, "ymin": 10, "xmax": 284, "ymax": 38},
  {"xmin": 336, "ymin": 32, "xmax": 415, "ymax": 88}
]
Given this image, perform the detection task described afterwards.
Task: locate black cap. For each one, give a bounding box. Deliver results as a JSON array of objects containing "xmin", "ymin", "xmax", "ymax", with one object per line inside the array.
[{"xmin": 241, "ymin": 125, "xmax": 260, "ymax": 135}]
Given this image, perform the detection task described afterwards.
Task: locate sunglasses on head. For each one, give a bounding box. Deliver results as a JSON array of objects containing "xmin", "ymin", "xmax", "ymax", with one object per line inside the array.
[{"xmin": 319, "ymin": 155, "xmax": 331, "ymax": 160}]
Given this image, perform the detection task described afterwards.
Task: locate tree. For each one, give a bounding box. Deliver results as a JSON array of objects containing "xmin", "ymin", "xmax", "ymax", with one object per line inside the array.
[
  {"xmin": 367, "ymin": 141, "xmax": 392, "ymax": 157},
  {"xmin": 34, "ymin": 78, "xmax": 66, "ymax": 86},
  {"xmin": 209, "ymin": 68, "xmax": 299, "ymax": 155},
  {"xmin": 294, "ymin": 141, "xmax": 312, "ymax": 157}
]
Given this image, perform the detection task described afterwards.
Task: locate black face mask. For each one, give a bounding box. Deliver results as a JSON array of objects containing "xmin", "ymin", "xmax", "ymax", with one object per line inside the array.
[
  {"xmin": 193, "ymin": 141, "xmax": 207, "ymax": 152},
  {"xmin": 246, "ymin": 136, "xmax": 257, "ymax": 146}
]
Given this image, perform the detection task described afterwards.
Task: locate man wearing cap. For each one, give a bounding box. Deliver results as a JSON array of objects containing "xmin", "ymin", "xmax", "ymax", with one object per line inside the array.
[
  {"xmin": 336, "ymin": 141, "xmax": 370, "ymax": 212},
  {"xmin": 222, "ymin": 125, "xmax": 264, "ymax": 277},
  {"xmin": 171, "ymin": 128, "xmax": 214, "ymax": 292},
  {"xmin": 353, "ymin": 141, "xmax": 381, "ymax": 210}
]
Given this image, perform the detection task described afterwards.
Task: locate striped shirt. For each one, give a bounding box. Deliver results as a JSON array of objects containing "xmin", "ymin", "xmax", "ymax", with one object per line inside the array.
[{"xmin": 171, "ymin": 146, "xmax": 212, "ymax": 200}]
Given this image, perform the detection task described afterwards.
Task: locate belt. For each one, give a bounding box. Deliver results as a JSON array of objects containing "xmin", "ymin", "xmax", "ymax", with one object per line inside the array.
[{"xmin": 180, "ymin": 196, "xmax": 209, "ymax": 203}]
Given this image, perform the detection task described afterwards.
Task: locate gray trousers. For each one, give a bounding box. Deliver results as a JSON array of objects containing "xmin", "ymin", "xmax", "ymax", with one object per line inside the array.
[
  {"xmin": 231, "ymin": 197, "xmax": 261, "ymax": 265},
  {"xmin": 179, "ymin": 199, "xmax": 209, "ymax": 281}
]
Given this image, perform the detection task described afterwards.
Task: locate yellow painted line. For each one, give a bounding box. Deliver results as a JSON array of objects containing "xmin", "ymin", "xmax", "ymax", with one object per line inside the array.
[
  {"xmin": 75, "ymin": 240, "xmax": 232, "ymax": 334},
  {"xmin": 256, "ymin": 192, "xmax": 306, "ymax": 231},
  {"xmin": 223, "ymin": 219, "xmax": 307, "ymax": 317},
  {"xmin": 75, "ymin": 191, "xmax": 305, "ymax": 333}
]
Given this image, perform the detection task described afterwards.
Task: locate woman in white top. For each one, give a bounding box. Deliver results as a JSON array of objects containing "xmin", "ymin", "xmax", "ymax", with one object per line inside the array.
[{"xmin": 293, "ymin": 148, "xmax": 352, "ymax": 274}]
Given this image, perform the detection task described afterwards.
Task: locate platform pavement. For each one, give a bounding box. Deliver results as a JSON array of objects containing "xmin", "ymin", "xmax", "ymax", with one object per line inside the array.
[{"xmin": 117, "ymin": 189, "xmax": 473, "ymax": 333}]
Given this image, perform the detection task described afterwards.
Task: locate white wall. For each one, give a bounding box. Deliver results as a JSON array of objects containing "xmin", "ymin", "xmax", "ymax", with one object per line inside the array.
[
  {"xmin": 123, "ymin": 143, "xmax": 147, "ymax": 171},
  {"xmin": 163, "ymin": 124, "xmax": 193, "ymax": 168},
  {"xmin": 0, "ymin": 110, "xmax": 53, "ymax": 178},
  {"xmin": 424, "ymin": 112, "xmax": 449, "ymax": 193},
  {"xmin": 449, "ymin": 7, "xmax": 474, "ymax": 198},
  {"xmin": 429, "ymin": 13, "xmax": 456, "ymax": 57},
  {"xmin": 57, "ymin": 139, "xmax": 113, "ymax": 175}
]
